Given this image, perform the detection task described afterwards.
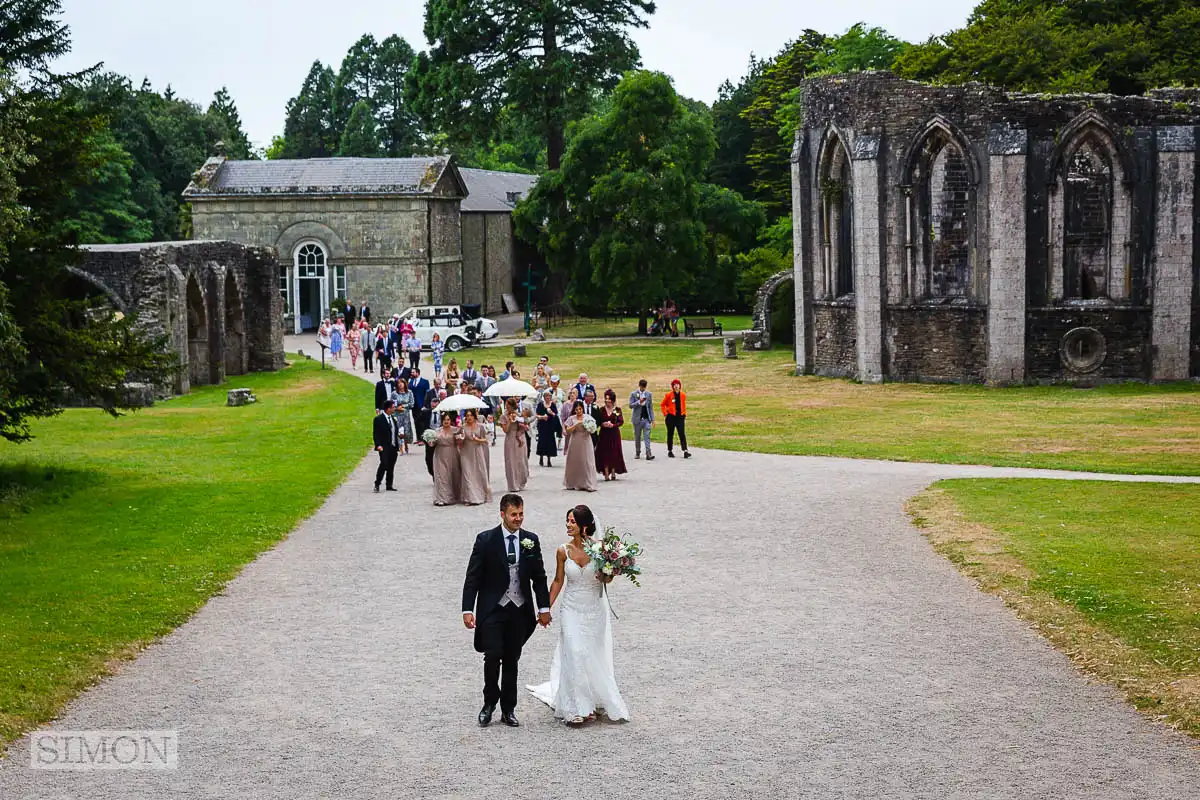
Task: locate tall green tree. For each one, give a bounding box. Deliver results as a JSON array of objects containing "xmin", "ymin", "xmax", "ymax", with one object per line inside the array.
[
  {"xmin": 73, "ymin": 73, "xmax": 232, "ymax": 240},
  {"xmin": 338, "ymin": 100, "xmax": 381, "ymax": 157},
  {"xmin": 740, "ymin": 31, "xmax": 827, "ymax": 215},
  {"xmin": 333, "ymin": 34, "xmax": 382, "ymax": 137},
  {"xmin": 410, "ymin": 0, "xmax": 656, "ymax": 170},
  {"xmin": 375, "ymin": 35, "xmax": 422, "ymax": 156},
  {"xmin": 0, "ymin": 2, "xmax": 173, "ymax": 441},
  {"xmin": 708, "ymin": 55, "xmax": 763, "ymax": 199},
  {"xmin": 516, "ymin": 71, "xmax": 716, "ymax": 333},
  {"xmin": 810, "ymin": 23, "xmax": 909, "ymax": 75},
  {"xmin": 280, "ymin": 61, "xmax": 337, "ymax": 158},
  {"xmin": 207, "ymin": 86, "xmax": 253, "ymax": 159},
  {"xmin": 58, "ymin": 126, "xmax": 152, "ymax": 244}
]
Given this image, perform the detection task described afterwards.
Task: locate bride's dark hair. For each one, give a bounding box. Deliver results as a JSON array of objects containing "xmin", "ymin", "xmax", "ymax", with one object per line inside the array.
[{"xmin": 569, "ymin": 504, "xmax": 597, "ymax": 539}]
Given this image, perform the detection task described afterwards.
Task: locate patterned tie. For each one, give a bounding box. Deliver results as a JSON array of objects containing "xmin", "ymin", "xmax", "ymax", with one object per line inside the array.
[{"xmin": 507, "ymin": 534, "xmax": 517, "ymax": 565}]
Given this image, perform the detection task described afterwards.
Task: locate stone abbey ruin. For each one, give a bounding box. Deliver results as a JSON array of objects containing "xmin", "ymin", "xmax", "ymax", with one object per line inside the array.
[
  {"xmin": 790, "ymin": 71, "xmax": 1200, "ymax": 384},
  {"xmin": 77, "ymin": 241, "xmax": 285, "ymax": 397}
]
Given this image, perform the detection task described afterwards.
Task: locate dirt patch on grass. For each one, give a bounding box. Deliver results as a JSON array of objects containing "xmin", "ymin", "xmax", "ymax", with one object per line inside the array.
[
  {"xmin": 908, "ymin": 487, "xmax": 1200, "ymax": 739},
  {"xmin": 272, "ymin": 381, "xmax": 327, "ymax": 399}
]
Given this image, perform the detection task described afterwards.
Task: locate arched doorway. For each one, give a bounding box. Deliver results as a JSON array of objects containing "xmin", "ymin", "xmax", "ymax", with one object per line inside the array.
[
  {"xmin": 224, "ymin": 273, "xmax": 247, "ymax": 376},
  {"xmin": 751, "ymin": 270, "xmax": 795, "ymax": 349},
  {"xmin": 186, "ymin": 275, "xmax": 209, "ymax": 387},
  {"xmin": 293, "ymin": 242, "xmax": 329, "ymax": 333}
]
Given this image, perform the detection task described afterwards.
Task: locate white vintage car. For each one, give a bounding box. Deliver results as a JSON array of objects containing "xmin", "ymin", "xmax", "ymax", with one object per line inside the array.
[{"xmin": 397, "ymin": 305, "xmax": 499, "ymax": 350}]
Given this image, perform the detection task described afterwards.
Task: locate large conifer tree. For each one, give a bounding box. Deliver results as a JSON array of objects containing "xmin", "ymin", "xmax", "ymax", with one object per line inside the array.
[{"xmin": 410, "ymin": 0, "xmax": 656, "ymax": 170}]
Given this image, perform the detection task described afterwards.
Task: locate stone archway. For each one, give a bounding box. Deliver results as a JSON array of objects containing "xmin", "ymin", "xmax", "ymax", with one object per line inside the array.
[
  {"xmin": 224, "ymin": 272, "xmax": 247, "ymax": 376},
  {"xmin": 186, "ymin": 274, "xmax": 210, "ymax": 387},
  {"xmin": 749, "ymin": 269, "xmax": 794, "ymax": 350}
]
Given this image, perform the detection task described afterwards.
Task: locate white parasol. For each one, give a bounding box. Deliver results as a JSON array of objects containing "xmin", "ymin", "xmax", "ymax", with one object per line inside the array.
[
  {"xmin": 483, "ymin": 377, "xmax": 539, "ymax": 398},
  {"xmin": 434, "ymin": 394, "xmax": 490, "ymax": 412}
]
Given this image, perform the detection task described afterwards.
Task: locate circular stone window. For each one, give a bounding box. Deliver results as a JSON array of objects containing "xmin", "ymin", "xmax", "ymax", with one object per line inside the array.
[{"xmin": 1060, "ymin": 327, "xmax": 1107, "ymax": 373}]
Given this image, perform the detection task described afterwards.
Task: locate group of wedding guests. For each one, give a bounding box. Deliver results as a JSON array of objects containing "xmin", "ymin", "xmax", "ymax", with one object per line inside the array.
[{"xmin": 368, "ymin": 336, "xmax": 696, "ymax": 504}]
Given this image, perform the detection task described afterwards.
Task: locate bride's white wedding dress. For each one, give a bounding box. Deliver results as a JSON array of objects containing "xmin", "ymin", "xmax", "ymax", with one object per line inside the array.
[{"xmin": 527, "ymin": 548, "xmax": 630, "ymax": 721}]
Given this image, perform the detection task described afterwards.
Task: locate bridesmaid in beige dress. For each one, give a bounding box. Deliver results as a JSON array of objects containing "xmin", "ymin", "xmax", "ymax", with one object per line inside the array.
[
  {"xmin": 499, "ymin": 398, "xmax": 530, "ymax": 492},
  {"xmin": 562, "ymin": 400, "xmax": 598, "ymax": 492},
  {"xmin": 457, "ymin": 409, "xmax": 492, "ymax": 505},
  {"xmin": 432, "ymin": 413, "xmax": 461, "ymax": 506}
]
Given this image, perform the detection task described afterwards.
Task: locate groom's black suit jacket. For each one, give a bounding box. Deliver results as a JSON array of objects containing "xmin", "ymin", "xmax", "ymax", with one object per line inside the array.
[{"xmin": 462, "ymin": 525, "xmax": 551, "ymax": 653}]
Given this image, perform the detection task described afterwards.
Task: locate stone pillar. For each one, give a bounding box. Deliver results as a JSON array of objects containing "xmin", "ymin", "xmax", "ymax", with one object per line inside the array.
[
  {"xmin": 791, "ymin": 129, "xmax": 812, "ymax": 374},
  {"xmin": 986, "ymin": 124, "xmax": 1028, "ymax": 385},
  {"xmin": 850, "ymin": 133, "xmax": 884, "ymax": 383},
  {"xmin": 1152, "ymin": 127, "xmax": 1196, "ymax": 381},
  {"xmin": 245, "ymin": 246, "xmax": 285, "ymax": 372}
]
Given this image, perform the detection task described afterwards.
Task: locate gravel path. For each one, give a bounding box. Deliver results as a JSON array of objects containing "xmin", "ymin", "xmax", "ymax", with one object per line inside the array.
[{"xmin": 3, "ymin": 350, "xmax": 1198, "ymax": 799}]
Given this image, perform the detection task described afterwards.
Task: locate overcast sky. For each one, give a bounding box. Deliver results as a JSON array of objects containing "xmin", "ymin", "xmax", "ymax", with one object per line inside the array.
[{"xmin": 55, "ymin": 0, "xmax": 977, "ymax": 150}]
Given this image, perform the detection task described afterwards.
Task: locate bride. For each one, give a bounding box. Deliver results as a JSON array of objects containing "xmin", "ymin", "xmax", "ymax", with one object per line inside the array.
[{"xmin": 527, "ymin": 504, "xmax": 630, "ymax": 724}]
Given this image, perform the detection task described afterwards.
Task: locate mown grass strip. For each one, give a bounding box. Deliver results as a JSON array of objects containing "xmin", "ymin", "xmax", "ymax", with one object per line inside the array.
[
  {"xmin": 908, "ymin": 479, "xmax": 1200, "ymax": 737},
  {"xmin": 524, "ymin": 339, "xmax": 1200, "ymax": 474},
  {"xmin": 0, "ymin": 359, "xmax": 369, "ymax": 747}
]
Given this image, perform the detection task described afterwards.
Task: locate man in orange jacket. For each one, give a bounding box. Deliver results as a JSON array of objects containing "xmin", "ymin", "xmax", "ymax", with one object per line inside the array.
[{"xmin": 659, "ymin": 378, "xmax": 691, "ymax": 459}]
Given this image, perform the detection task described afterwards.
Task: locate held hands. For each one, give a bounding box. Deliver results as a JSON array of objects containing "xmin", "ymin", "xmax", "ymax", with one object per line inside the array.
[{"xmin": 537, "ymin": 611, "xmax": 552, "ymax": 627}]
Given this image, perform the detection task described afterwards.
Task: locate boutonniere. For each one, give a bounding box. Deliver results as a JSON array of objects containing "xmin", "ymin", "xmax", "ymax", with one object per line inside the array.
[{"xmin": 520, "ymin": 538, "xmax": 535, "ymax": 551}]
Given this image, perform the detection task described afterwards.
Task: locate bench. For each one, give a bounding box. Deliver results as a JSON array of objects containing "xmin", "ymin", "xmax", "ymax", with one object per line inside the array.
[{"xmin": 684, "ymin": 317, "xmax": 723, "ymax": 336}]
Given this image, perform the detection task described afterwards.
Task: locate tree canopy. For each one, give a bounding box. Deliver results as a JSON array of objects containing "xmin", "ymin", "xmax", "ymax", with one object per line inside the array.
[
  {"xmin": 515, "ymin": 71, "xmax": 764, "ymax": 330},
  {"xmin": 276, "ymin": 34, "xmax": 424, "ymax": 160},
  {"xmin": 410, "ymin": 0, "xmax": 656, "ymax": 170},
  {"xmin": 0, "ymin": 1, "xmax": 174, "ymax": 441},
  {"xmin": 896, "ymin": 0, "xmax": 1200, "ymax": 94}
]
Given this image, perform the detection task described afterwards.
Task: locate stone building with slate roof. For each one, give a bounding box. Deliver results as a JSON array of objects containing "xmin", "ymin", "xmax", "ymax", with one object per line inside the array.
[{"xmin": 184, "ymin": 156, "xmax": 535, "ymax": 330}]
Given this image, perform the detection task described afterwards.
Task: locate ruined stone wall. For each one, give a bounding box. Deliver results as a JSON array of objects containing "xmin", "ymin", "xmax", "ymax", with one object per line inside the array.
[
  {"xmin": 1026, "ymin": 308, "xmax": 1152, "ymax": 382},
  {"xmin": 813, "ymin": 303, "xmax": 857, "ymax": 378},
  {"xmin": 79, "ymin": 241, "xmax": 283, "ymax": 397},
  {"xmin": 886, "ymin": 306, "xmax": 986, "ymax": 382},
  {"xmin": 792, "ymin": 71, "xmax": 1200, "ymax": 384}
]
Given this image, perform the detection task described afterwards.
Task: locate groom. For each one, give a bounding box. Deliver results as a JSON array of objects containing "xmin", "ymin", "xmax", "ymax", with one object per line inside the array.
[{"xmin": 462, "ymin": 494, "xmax": 552, "ymax": 727}]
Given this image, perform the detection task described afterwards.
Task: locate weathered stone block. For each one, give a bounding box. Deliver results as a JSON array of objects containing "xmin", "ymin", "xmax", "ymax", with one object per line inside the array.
[{"xmin": 227, "ymin": 388, "xmax": 257, "ymax": 407}]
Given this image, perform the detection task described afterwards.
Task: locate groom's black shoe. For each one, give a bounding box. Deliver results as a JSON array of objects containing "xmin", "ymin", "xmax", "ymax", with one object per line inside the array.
[
  {"xmin": 501, "ymin": 711, "xmax": 520, "ymax": 727},
  {"xmin": 478, "ymin": 704, "xmax": 495, "ymax": 726}
]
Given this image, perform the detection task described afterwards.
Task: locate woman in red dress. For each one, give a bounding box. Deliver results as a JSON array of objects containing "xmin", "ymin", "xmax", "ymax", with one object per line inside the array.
[{"xmin": 593, "ymin": 389, "xmax": 627, "ymax": 481}]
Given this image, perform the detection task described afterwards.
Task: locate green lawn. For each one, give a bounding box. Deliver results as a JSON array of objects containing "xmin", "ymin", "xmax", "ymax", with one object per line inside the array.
[
  {"xmin": 518, "ymin": 339, "xmax": 1200, "ymax": 474},
  {"xmin": 520, "ymin": 313, "xmax": 754, "ymax": 339},
  {"xmin": 0, "ymin": 359, "xmax": 369, "ymax": 747},
  {"xmin": 909, "ymin": 480, "xmax": 1200, "ymax": 736}
]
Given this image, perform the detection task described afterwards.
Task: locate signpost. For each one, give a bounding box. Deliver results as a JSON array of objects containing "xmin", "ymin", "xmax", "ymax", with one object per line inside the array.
[{"xmin": 522, "ymin": 263, "xmax": 535, "ymax": 336}]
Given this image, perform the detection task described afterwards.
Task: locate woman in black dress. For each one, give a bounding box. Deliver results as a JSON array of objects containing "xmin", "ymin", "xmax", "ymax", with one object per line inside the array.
[{"xmin": 535, "ymin": 390, "xmax": 560, "ymax": 467}]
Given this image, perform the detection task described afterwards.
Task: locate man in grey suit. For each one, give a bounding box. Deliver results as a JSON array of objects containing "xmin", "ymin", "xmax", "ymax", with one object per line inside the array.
[{"xmin": 629, "ymin": 379, "xmax": 655, "ymax": 460}]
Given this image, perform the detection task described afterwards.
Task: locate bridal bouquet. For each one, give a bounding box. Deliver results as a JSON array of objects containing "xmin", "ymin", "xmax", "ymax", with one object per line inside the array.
[
  {"xmin": 584, "ymin": 527, "xmax": 642, "ymax": 587},
  {"xmin": 581, "ymin": 415, "xmax": 598, "ymax": 434},
  {"xmin": 421, "ymin": 429, "xmax": 438, "ymax": 445}
]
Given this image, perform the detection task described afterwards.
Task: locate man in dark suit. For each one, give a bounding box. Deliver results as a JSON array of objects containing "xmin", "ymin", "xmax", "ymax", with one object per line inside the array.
[
  {"xmin": 573, "ymin": 372, "xmax": 596, "ymax": 405},
  {"xmin": 374, "ymin": 368, "xmax": 394, "ymax": 415},
  {"xmin": 372, "ymin": 400, "xmax": 400, "ymax": 492},
  {"xmin": 462, "ymin": 494, "xmax": 551, "ymax": 727},
  {"xmin": 359, "ymin": 300, "xmax": 371, "ymax": 325},
  {"xmin": 343, "ymin": 300, "xmax": 356, "ymax": 327},
  {"xmin": 409, "ymin": 367, "xmax": 431, "ymax": 437},
  {"xmin": 582, "ymin": 387, "xmax": 600, "ymax": 446}
]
